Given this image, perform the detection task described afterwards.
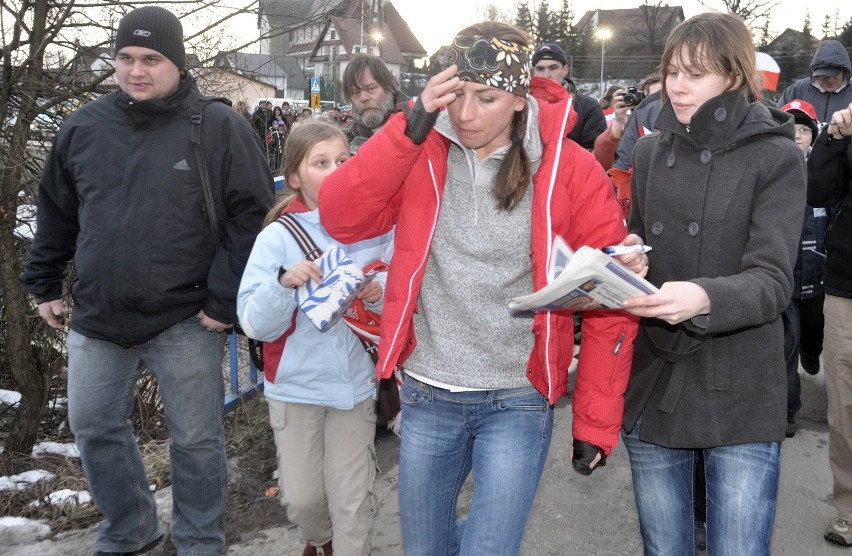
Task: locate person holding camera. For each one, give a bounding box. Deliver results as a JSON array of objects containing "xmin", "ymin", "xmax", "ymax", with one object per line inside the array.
[
  {"xmin": 595, "ymin": 74, "xmax": 664, "ymax": 218},
  {"xmin": 531, "ymin": 42, "xmax": 606, "ymax": 150}
]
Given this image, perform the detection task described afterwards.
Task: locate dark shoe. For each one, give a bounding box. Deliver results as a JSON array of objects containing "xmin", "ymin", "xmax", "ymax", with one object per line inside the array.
[
  {"xmin": 321, "ymin": 540, "xmax": 333, "ymax": 555},
  {"xmin": 786, "ymin": 412, "xmax": 797, "ymax": 438},
  {"xmin": 825, "ymin": 517, "xmax": 852, "ymax": 547},
  {"xmin": 96, "ymin": 534, "xmax": 163, "ymax": 555},
  {"xmin": 801, "ymin": 352, "xmax": 821, "ymax": 375},
  {"xmin": 302, "ymin": 543, "xmax": 318, "ymax": 556}
]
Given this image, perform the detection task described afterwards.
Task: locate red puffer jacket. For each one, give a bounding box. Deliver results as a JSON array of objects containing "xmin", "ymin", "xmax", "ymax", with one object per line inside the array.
[{"xmin": 319, "ymin": 77, "xmax": 638, "ymax": 453}]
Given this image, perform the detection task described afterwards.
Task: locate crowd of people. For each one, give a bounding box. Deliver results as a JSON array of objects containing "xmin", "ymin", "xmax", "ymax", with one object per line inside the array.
[
  {"xmin": 235, "ymin": 98, "xmax": 360, "ymax": 175},
  {"xmin": 16, "ymin": 5, "xmax": 852, "ymax": 555}
]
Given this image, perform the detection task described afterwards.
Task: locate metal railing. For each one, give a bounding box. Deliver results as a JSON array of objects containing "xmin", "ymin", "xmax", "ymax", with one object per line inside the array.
[{"xmin": 224, "ymin": 332, "xmax": 264, "ymax": 413}]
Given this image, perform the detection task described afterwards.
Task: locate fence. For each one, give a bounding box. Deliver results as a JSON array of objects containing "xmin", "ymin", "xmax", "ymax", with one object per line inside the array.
[{"xmin": 224, "ymin": 332, "xmax": 264, "ymax": 414}]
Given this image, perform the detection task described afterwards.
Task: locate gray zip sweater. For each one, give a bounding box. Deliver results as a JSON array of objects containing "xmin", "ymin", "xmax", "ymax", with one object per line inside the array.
[{"xmin": 403, "ymin": 99, "xmax": 544, "ymax": 389}]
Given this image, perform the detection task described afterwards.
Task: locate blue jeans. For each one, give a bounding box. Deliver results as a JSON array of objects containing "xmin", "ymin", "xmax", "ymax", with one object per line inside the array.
[
  {"xmin": 398, "ymin": 375, "xmax": 553, "ymax": 555},
  {"xmin": 67, "ymin": 316, "xmax": 227, "ymax": 555},
  {"xmin": 622, "ymin": 415, "xmax": 780, "ymax": 555}
]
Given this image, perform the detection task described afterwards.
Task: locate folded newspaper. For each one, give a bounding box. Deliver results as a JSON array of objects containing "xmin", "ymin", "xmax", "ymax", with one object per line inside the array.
[
  {"xmin": 508, "ymin": 237, "xmax": 659, "ymax": 312},
  {"xmin": 295, "ymin": 245, "xmax": 379, "ymax": 332}
]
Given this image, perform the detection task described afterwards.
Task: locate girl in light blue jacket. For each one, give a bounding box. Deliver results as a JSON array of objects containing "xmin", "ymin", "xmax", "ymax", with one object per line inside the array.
[{"xmin": 237, "ymin": 121, "xmax": 393, "ymax": 556}]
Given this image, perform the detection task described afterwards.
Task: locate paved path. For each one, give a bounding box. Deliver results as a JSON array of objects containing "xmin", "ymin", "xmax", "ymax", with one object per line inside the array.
[{"xmin": 8, "ymin": 369, "xmax": 845, "ymax": 555}]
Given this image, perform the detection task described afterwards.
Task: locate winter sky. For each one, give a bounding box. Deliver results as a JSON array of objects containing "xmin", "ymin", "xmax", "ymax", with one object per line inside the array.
[
  {"xmin": 392, "ymin": 0, "xmax": 851, "ymax": 54},
  {"xmin": 211, "ymin": 0, "xmax": 850, "ymax": 58}
]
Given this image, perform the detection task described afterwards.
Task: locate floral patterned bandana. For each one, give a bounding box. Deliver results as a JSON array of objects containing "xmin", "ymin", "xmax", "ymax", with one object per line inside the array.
[{"xmin": 445, "ymin": 34, "xmax": 531, "ymax": 98}]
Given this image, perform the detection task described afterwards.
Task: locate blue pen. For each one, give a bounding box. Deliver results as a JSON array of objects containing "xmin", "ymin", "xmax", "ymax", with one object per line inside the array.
[{"xmin": 602, "ymin": 245, "xmax": 653, "ymax": 255}]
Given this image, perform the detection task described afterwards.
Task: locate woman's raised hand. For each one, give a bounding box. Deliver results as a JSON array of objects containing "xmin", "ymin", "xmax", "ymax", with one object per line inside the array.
[{"xmin": 419, "ymin": 65, "xmax": 461, "ymax": 113}]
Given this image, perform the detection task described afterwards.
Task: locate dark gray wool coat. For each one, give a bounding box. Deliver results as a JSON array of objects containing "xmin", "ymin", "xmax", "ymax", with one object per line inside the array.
[{"xmin": 623, "ymin": 91, "xmax": 807, "ymax": 448}]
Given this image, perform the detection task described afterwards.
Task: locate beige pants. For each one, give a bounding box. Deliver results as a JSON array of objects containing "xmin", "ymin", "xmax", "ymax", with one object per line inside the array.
[
  {"xmin": 824, "ymin": 295, "xmax": 852, "ymax": 521},
  {"xmin": 268, "ymin": 397, "xmax": 378, "ymax": 555}
]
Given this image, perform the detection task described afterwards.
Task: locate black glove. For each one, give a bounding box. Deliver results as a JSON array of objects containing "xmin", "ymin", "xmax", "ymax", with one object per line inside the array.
[
  {"xmin": 402, "ymin": 97, "xmax": 439, "ymax": 145},
  {"xmin": 571, "ymin": 439, "xmax": 607, "ymax": 476}
]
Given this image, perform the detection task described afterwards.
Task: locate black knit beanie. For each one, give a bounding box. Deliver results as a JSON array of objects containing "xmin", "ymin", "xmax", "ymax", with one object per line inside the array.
[{"xmin": 114, "ymin": 6, "xmax": 185, "ymax": 68}]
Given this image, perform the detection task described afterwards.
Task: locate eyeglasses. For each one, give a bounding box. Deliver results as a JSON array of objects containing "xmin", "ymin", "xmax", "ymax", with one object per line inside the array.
[{"xmin": 794, "ymin": 126, "xmax": 813, "ymax": 135}]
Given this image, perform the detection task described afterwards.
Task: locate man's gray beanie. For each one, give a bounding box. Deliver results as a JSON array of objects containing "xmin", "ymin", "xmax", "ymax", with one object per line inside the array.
[{"xmin": 114, "ymin": 6, "xmax": 185, "ymax": 68}]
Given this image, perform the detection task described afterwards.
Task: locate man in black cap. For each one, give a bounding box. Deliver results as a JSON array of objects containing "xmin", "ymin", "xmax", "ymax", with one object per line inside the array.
[
  {"xmin": 531, "ymin": 42, "xmax": 607, "ymax": 151},
  {"xmin": 778, "ymin": 39, "xmax": 852, "ymax": 123},
  {"xmin": 19, "ymin": 6, "xmax": 273, "ymax": 555}
]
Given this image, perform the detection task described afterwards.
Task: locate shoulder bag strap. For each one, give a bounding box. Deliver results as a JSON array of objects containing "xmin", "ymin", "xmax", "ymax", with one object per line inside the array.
[
  {"xmin": 275, "ymin": 213, "xmax": 323, "ymax": 260},
  {"xmin": 191, "ymin": 98, "xmax": 221, "ymax": 252}
]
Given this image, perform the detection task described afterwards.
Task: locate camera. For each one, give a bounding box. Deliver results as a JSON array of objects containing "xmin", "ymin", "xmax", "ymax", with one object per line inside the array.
[{"xmin": 622, "ymin": 86, "xmax": 646, "ymax": 107}]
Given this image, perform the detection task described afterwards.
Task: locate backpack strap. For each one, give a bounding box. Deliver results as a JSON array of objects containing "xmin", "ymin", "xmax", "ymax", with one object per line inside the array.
[
  {"xmin": 275, "ymin": 214, "xmax": 323, "ymax": 260},
  {"xmin": 190, "ymin": 96, "xmax": 230, "ymax": 252}
]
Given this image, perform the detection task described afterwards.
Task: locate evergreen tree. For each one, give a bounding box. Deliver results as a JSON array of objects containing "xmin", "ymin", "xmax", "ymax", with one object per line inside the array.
[
  {"xmin": 803, "ymin": 10, "xmax": 812, "ymax": 37},
  {"xmin": 534, "ymin": 1, "xmax": 552, "ymax": 45},
  {"xmin": 515, "ymin": 2, "xmax": 533, "ymax": 39},
  {"xmin": 552, "ymin": 0, "xmax": 576, "ymax": 54},
  {"xmin": 757, "ymin": 18, "xmax": 772, "ymax": 48},
  {"xmin": 838, "ymin": 16, "xmax": 852, "ymax": 46},
  {"xmin": 822, "ymin": 14, "xmax": 832, "ymax": 39}
]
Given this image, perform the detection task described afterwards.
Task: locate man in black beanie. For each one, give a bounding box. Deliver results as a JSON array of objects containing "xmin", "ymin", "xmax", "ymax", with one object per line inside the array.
[{"xmin": 19, "ymin": 6, "xmax": 273, "ymax": 555}]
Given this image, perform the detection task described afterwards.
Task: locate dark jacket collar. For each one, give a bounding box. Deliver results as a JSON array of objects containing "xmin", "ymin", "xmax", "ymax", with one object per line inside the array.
[
  {"xmin": 655, "ymin": 90, "xmax": 793, "ymax": 150},
  {"xmin": 113, "ymin": 72, "xmax": 198, "ymax": 124}
]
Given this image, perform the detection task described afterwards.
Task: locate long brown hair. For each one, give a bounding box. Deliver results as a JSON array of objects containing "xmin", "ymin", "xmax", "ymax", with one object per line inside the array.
[
  {"xmin": 342, "ymin": 54, "xmax": 401, "ymax": 103},
  {"xmin": 262, "ymin": 120, "xmax": 349, "ymax": 226},
  {"xmin": 455, "ymin": 21, "xmax": 532, "ymax": 212},
  {"xmin": 659, "ymin": 12, "xmax": 756, "ymax": 103}
]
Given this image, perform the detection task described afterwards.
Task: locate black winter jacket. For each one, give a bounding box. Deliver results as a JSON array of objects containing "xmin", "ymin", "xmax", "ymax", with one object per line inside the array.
[
  {"xmin": 20, "ymin": 75, "xmax": 274, "ymax": 346},
  {"xmin": 561, "ymin": 79, "xmax": 607, "ymax": 150},
  {"xmin": 624, "ymin": 91, "xmax": 806, "ymax": 448},
  {"xmin": 808, "ymin": 130, "xmax": 852, "ymax": 298}
]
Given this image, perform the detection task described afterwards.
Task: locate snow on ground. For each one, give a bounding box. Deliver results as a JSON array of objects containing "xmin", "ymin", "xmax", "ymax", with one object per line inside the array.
[
  {"xmin": 0, "ymin": 388, "xmax": 67, "ymax": 410},
  {"xmin": 29, "ymin": 488, "xmax": 92, "ymax": 507},
  {"xmin": 0, "ymin": 516, "xmax": 52, "ymax": 545},
  {"xmin": 31, "ymin": 441, "xmax": 80, "ymax": 458},
  {"xmin": 0, "ymin": 469, "xmax": 55, "ymax": 491},
  {"xmin": 0, "ymin": 445, "xmax": 89, "ymax": 546},
  {"xmin": 0, "ymin": 389, "xmax": 22, "ymax": 406}
]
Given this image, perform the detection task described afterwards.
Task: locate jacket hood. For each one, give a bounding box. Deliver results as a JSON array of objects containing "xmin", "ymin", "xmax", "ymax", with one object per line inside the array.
[
  {"xmin": 810, "ymin": 40, "xmax": 852, "ymax": 76},
  {"xmin": 655, "ymin": 90, "xmax": 794, "ymax": 150}
]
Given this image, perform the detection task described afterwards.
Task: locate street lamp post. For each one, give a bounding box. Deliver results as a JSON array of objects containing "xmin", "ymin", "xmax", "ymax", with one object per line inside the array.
[{"xmin": 595, "ymin": 28, "xmax": 612, "ymax": 96}]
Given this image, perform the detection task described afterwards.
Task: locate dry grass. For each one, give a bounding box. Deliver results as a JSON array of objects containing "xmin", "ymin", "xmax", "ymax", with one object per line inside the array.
[{"xmin": 0, "ymin": 386, "xmax": 280, "ymax": 541}]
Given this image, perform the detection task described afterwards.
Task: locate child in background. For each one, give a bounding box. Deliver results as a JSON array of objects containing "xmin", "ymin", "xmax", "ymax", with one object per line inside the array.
[
  {"xmin": 778, "ymin": 99, "xmax": 828, "ymax": 438},
  {"xmin": 237, "ymin": 120, "xmax": 393, "ymax": 556}
]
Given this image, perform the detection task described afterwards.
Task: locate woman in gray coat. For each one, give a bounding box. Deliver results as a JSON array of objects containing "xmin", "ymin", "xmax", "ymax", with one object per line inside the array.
[{"xmin": 619, "ymin": 13, "xmax": 807, "ymax": 555}]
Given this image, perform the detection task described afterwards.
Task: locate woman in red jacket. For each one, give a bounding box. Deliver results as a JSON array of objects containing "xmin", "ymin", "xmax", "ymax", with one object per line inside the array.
[{"xmin": 319, "ymin": 22, "xmax": 640, "ymax": 554}]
